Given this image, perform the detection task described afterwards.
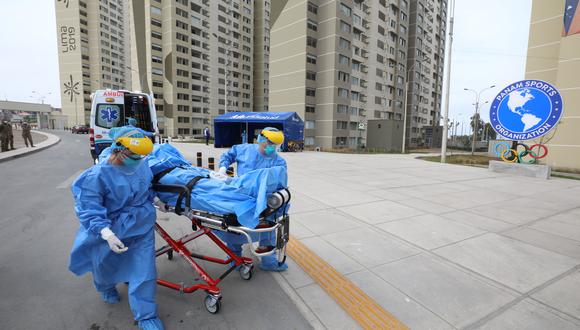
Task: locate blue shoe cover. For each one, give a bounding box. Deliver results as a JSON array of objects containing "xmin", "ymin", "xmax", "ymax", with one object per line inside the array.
[
  {"xmin": 138, "ymin": 317, "xmax": 164, "ymax": 330},
  {"xmin": 259, "ymin": 254, "xmax": 288, "ymax": 272},
  {"xmin": 101, "ymin": 288, "xmax": 120, "ymax": 304}
]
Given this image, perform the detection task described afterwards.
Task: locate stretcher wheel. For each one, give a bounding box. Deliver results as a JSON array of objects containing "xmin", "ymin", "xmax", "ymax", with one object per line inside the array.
[
  {"xmin": 239, "ymin": 264, "xmax": 254, "ymax": 280},
  {"xmin": 192, "ymin": 223, "xmax": 197, "ymax": 231},
  {"xmin": 204, "ymin": 295, "xmax": 221, "ymax": 314},
  {"xmin": 167, "ymin": 250, "xmax": 174, "ymax": 260}
]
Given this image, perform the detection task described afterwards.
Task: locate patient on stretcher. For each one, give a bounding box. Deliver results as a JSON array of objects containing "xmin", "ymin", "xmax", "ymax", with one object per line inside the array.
[{"xmin": 100, "ymin": 144, "xmax": 288, "ymax": 228}]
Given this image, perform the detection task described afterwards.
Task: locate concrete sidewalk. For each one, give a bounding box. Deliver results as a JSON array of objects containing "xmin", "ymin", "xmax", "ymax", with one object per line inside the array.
[
  {"xmin": 173, "ymin": 142, "xmax": 580, "ymax": 329},
  {"xmin": 0, "ymin": 130, "xmax": 60, "ymax": 163}
]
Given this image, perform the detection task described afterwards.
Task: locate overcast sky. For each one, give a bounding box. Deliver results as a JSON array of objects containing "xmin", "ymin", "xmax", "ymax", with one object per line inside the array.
[{"xmin": 0, "ymin": 0, "xmax": 532, "ymax": 131}]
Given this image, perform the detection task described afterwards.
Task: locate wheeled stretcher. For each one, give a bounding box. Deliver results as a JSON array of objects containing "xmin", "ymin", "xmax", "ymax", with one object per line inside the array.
[{"xmin": 152, "ymin": 181, "xmax": 291, "ymax": 314}]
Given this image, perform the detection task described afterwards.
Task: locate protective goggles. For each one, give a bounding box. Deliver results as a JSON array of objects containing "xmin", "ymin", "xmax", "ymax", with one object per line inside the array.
[
  {"xmin": 115, "ymin": 136, "xmax": 154, "ymax": 156},
  {"xmin": 260, "ymin": 129, "xmax": 284, "ymax": 145}
]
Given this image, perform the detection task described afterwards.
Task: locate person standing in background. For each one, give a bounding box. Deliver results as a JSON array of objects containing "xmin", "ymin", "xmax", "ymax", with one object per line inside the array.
[
  {"xmin": 203, "ymin": 126, "xmax": 210, "ymax": 146},
  {"xmin": 22, "ymin": 122, "xmax": 34, "ymax": 147}
]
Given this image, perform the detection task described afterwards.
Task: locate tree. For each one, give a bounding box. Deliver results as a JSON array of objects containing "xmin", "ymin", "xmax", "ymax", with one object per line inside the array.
[
  {"xmin": 483, "ymin": 122, "xmax": 497, "ymax": 140},
  {"xmin": 470, "ymin": 113, "xmax": 485, "ymax": 141}
]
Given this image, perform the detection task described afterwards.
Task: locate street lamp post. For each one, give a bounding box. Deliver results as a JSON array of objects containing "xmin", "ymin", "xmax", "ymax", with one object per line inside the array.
[
  {"xmin": 125, "ymin": 65, "xmax": 147, "ymax": 91},
  {"xmin": 31, "ymin": 91, "xmax": 52, "ymax": 104},
  {"xmin": 464, "ymin": 85, "xmax": 495, "ymax": 155},
  {"xmin": 440, "ymin": 0, "xmax": 456, "ymax": 163},
  {"xmin": 402, "ymin": 58, "xmax": 425, "ymax": 153}
]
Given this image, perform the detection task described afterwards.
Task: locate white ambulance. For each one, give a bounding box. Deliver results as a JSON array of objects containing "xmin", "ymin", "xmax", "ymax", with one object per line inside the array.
[{"xmin": 89, "ymin": 90, "xmax": 159, "ymax": 161}]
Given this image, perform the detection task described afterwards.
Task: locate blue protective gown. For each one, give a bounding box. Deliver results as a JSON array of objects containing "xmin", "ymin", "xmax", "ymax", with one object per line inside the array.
[
  {"xmin": 148, "ymin": 144, "xmax": 287, "ymax": 228},
  {"xmin": 219, "ymin": 143, "xmax": 287, "ymax": 175},
  {"xmin": 218, "ymin": 144, "xmax": 288, "ymax": 252},
  {"xmin": 69, "ymin": 159, "xmax": 158, "ymax": 321}
]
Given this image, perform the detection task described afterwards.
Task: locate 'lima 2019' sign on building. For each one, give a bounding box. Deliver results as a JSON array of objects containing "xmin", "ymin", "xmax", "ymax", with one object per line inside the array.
[{"xmin": 490, "ymin": 79, "xmax": 564, "ymax": 141}]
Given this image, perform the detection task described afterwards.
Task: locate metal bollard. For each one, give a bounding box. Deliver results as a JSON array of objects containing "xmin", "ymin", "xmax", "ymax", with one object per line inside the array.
[
  {"xmin": 227, "ymin": 166, "xmax": 234, "ymax": 177},
  {"xmin": 196, "ymin": 152, "xmax": 202, "ymax": 167},
  {"xmin": 208, "ymin": 157, "xmax": 215, "ymax": 170}
]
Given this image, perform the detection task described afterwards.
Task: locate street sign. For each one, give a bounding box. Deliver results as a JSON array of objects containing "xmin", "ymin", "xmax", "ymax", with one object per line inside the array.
[{"xmin": 489, "ymin": 79, "xmax": 563, "ymax": 141}]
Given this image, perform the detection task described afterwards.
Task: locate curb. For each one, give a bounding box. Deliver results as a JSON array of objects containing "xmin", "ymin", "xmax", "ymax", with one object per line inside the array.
[{"xmin": 0, "ymin": 131, "xmax": 61, "ymax": 164}]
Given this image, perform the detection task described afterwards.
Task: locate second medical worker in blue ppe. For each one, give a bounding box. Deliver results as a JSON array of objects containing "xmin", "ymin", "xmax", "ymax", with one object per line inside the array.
[
  {"xmin": 69, "ymin": 126, "xmax": 166, "ymax": 330},
  {"xmin": 216, "ymin": 127, "xmax": 288, "ymax": 272}
]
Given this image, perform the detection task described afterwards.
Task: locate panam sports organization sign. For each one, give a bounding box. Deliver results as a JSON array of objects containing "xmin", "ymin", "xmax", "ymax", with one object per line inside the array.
[{"xmin": 489, "ymin": 80, "xmax": 563, "ymax": 141}]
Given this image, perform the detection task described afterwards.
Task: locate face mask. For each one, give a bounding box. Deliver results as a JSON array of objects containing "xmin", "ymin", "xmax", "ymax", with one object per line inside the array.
[
  {"xmin": 264, "ymin": 145, "xmax": 276, "ymax": 155},
  {"xmin": 122, "ymin": 156, "xmax": 142, "ymax": 167}
]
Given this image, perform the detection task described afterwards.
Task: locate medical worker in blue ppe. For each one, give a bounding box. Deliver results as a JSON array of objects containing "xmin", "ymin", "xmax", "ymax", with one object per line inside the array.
[
  {"xmin": 69, "ymin": 126, "xmax": 166, "ymax": 330},
  {"xmin": 215, "ymin": 127, "xmax": 288, "ymax": 272}
]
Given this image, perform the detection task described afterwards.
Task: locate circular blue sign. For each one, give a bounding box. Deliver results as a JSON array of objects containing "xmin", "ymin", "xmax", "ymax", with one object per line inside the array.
[{"xmin": 489, "ymin": 79, "xmax": 563, "ymax": 141}]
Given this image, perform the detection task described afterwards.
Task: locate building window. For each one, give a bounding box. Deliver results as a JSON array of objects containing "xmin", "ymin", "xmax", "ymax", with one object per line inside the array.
[
  {"xmin": 152, "ymin": 43, "xmax": 162, "ymax": 52},
  {"xmin": 306, "ymin": 71, "xmax": 316, "ymax": 81},
  {"xmin": 307, "ymin": 19, "xmax": 318, "ymax": 31},
  {"xmin": 305, "ymin": 104, "xmax": 316, "ymax": 113},
  {"xmin": 338, "ymin": 88, "xmax": 349, "ymax": 98},
  {"xmin": 337, "ymin": 104, "xmax": 348, "ymax": 114},
  {"xmin": 307, "ymin": 36, "xmax": 317, "ymax": 48},
  {"xmin": 340, "ymin": 20, "xmax": 351, "ymax": 33},
  {"xmin": 340, "ymin": 3, "xmax": 352, "ymax": 17},
  {"xmin": 336, "ymin": 121, "xmax": 348, "ymax": 130},
  {"xmin": 337, "ymin": 71, "xmax": 349, "ymax": 82},
  {"xmin": 306, "ymin": 53, "xmax": 317, "ymax": 64},
  {"xmin": 307, "ymin": 1, "xmax": 318, "ymax": 14},
  {"xmin": 151, "ymin": 31, "xmax": 162, "ymax": 40},
  {"xmin": 305, "ymin": 137, "xmax": 315, "ymax": 146},
  {"xmin": 306, "ymin": 88, "xmax": 316, "ymax": 97},
  {"xmin": 338, "ymin": 54, "xmax": 350, "ymax": 65},
  {"xmin": 339, "ymin": 37, "xmax": 350, "ymax": 50},
  {"xmin": 151, "ymin": 6, "xmax": 162, "ymax": 15},
  {"xmin": 152, "ymin": 68, "xmax": 163, "ymax": 75},
  {"xmin": 305, "ymin": 120, "xmax": 315, "ymax": 129}
]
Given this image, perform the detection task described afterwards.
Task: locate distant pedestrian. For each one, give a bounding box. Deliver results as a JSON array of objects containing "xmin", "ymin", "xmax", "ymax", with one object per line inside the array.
[
  {"xmin": 22, "ymin": 122, "xmax": 34, "ymax": 147},
  {"xmin": 0, "ymin": 121, "xmax": 8, "ymax": 152},
  {"xmin": 6, "ymin": 122, "xmax": 14, "ymax": 150},
  {"xmin": 203, "ymin": 126, "xmax": 210, "ymax": 146}
]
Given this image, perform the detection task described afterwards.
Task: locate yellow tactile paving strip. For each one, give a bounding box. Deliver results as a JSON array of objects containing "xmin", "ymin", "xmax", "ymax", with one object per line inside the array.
[{"xmin": 287, "ymin": 235, "xmax": 409, "ymax": 330}]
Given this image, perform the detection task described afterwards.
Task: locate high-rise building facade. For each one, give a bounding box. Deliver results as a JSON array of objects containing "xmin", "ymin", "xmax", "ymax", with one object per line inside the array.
[
  {"xmin": 525, "ymin": 0, "xmax": 580, "ymax": 171},
  {"xmin": 129, "ymin": 0, "xmax": 270, "ymax": 137},
  {"xmin": 55, "ymin": 0, "xmax": 131, "ymax": 126},
  {"xmin": 406, "ymin": 0, "xmax": 446, "ymax": 147},
  {"xmin": 269, "ymin": 0, "xmax": 447, "ymax": 149}
]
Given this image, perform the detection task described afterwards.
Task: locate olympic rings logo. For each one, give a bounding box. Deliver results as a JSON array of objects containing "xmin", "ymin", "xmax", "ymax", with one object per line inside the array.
[{"xmin": 494, "ymin": 142, "xmax": 548, "ymax": 164}]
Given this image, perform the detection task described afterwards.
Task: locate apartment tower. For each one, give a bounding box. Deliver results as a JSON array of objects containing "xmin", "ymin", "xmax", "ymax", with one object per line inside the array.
[
  {"xmin": 269, "ymin": 0, "xmax": 447, "ymax": 149},
  {"xmin": 55, "ymin": 0, "xmax": 131, "ymax": 126},
  {"xmin": 129, "ymin": 0, "xmax": 270, "ymax": 137},
  {"xmin": 525, "ymin": 0, "xmax": 580, "ymax": 171}
]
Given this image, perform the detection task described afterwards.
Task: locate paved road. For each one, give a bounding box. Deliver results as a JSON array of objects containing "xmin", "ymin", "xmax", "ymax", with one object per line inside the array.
[{"xmin": 0, "ymin": 132, "xmax": 311, "ymax": 330}]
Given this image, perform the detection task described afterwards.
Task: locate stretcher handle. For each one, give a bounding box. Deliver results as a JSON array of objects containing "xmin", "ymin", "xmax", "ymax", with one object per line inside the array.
[{"xmin": 152, "ymin": 183, "xmax": 191, "ymax": 215}]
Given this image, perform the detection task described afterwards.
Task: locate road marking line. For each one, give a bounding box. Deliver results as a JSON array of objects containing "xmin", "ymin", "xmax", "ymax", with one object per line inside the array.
[
  {"xmin": 56, "ymin": 170, "xmax": 84, "ymax": 189},
  {"xmin": 287, "ymin": 235, "xmax": 409, "ymax": 330}
]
